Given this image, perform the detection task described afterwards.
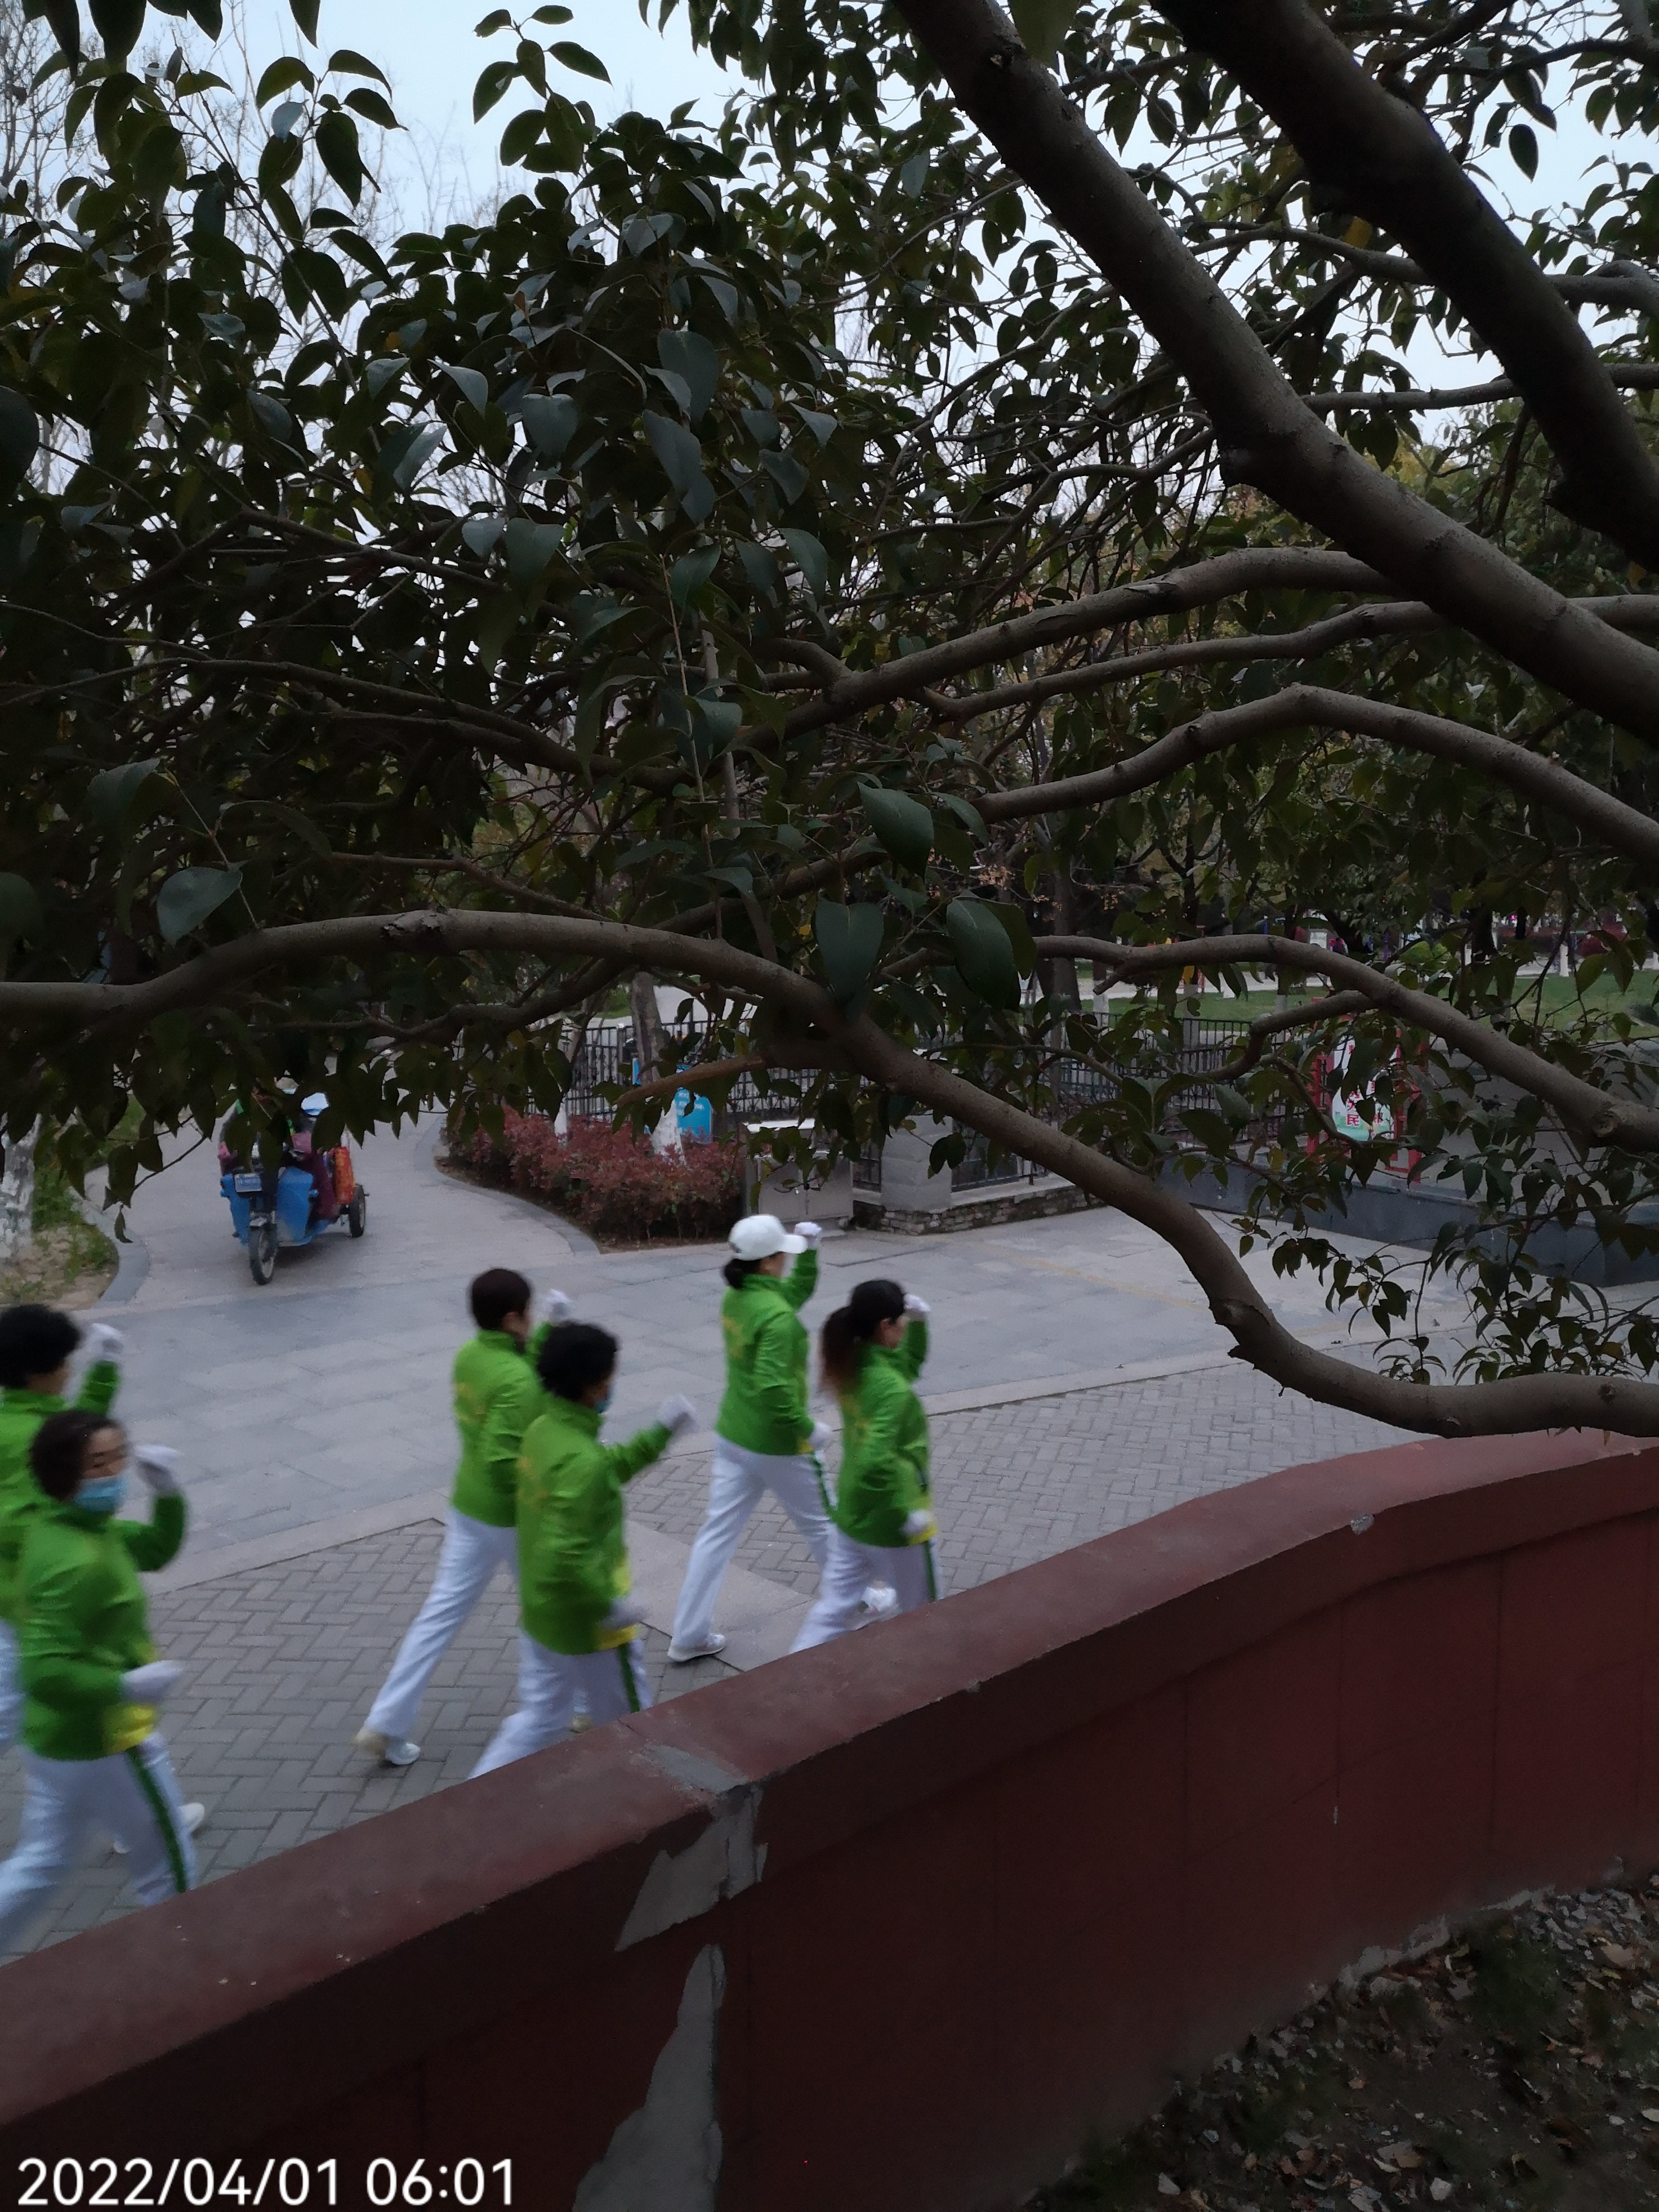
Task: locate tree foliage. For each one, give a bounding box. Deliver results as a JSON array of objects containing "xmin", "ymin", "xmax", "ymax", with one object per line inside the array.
[{"xmin": 5, "ymin": 0, "xmax": 1659, "ymax": 1436}]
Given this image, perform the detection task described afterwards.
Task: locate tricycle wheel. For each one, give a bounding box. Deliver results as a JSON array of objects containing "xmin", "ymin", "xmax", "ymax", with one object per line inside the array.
[
  {"xmin": 249, "ymin": 1223, "xmax": 278, "ymax": 1285},
  {"xmin": 347, "ymin": 1190, "xmax": 367, "ymax": 1239}
]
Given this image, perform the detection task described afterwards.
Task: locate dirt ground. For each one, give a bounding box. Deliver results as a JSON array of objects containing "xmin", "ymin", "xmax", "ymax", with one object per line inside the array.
[
  {"xmin": 0, "ymin": 1217, "xmax": 117, "ymax": 1309},
  {"xmin": 1031, "ymin": 1883, "xmax": 1659, "ymax": 2210}
]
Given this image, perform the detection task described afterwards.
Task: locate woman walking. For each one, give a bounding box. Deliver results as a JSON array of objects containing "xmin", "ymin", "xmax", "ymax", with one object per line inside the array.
[
  {"xmin": 0, "ymin": 1409, "xmax": 203, "ymax": 1952},
  {"xmin": 792, "ymin": 1280, "xmax": 939, "ymax": 1651},
  {"xmin": 666, "ymin": 1214, "xmax": 831, "ymax": 1663}
]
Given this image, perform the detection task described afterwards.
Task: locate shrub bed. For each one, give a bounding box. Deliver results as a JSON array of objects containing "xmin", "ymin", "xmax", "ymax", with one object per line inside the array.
[{"xmin": 448, "ymin": 1112, "xmax": 744, "ymax": 1244}]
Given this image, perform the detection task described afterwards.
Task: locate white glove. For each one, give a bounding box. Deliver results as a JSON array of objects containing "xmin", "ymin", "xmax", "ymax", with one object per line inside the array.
[
  {"xmin": 600, "ymin": 1596, "xmax": 645, "ymax": 1632},
  {"xmin": 121, "ymin": 1661, "xmax": 183, "ymax": 1703},
  {"xmin": 537, "ymin": 1288, "xmax": 573, "ymax": 1325},
  {"xmin": 902, "ymin": 1507, "xmax": 937, "ymax": 1541},
  {"xmin": 134, "ymin": 1445, "xmax": 181, "ymax": 1496},
  {"xmin": 83, "ymin": 1321, "xmax": 124, "ymax": 1361},
  {"xmin": 795, "ymin": 1220, "xmax": 824, "ymax": 1247},
  {"xmin": 903, "ymin": 1293, "xmax": 930, "ymax": 1317},
  {"xmin": 658, "ymin": 1394, "xmax": 698, "ymax": 1437},
  {"xmin": 807, "ymin": 1419, "xmax": 833, "ymax": 1453}
]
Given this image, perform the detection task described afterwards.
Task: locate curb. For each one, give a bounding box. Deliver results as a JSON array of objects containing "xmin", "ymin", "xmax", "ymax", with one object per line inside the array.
[
  {"xmin": 82, "ymin": 1190, "xmax": 150, "ymax": 1305},
  {"xmin": 419, "ymin": 1125, "xmax": 602, "ymax": 1258}
]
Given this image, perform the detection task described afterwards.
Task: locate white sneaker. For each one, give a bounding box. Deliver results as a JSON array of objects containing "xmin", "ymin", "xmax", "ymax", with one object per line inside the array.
[
  {"xmin": 860, "ymin": 1585, "xmax": 900, "ymax": 1619},
  {"xmin": 666, "ymin": 1632, "xmax": 727, "ymax": 1663},
  {"xmin": 353, "ymin": 1726, "xmax": 420, "ymax": 1767},
  {"xmin": 113, "ymin": 1801, "xmax": 204, "ymax": 1855}
]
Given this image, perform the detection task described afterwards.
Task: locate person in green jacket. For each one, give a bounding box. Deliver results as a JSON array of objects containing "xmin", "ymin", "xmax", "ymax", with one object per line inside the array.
[
  {"xmin": 355, "ymin": 1268, "xmax": 571, "ymax": 1768},
  {"xmin": 792, "ymin": 1279, "xmax": 941, "ymax": 1651},
  {"xmin": 0, "ymin": 1409, "xmax": 205, "ymax": 1953},
  {"xmin": 0, "ymin": 1303, "xmax": 124, "ymax": 1753},
  {"xmin": 470, "ymin": 1322, "xmax": 697, "ymax": 1776},
  {"xmin": 666, "ymin": 1212, "xmax": 832, "ymax": 1663}
]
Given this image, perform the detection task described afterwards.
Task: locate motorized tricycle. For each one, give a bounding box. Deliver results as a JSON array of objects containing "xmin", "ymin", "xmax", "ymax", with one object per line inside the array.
[{"xmin": 219, "ymin": 1091, "xmax": 367, "ymax": 1285}]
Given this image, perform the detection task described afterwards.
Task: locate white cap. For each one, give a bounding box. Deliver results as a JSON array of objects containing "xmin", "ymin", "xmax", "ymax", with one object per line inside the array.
[
  {"xmin": 729, "ymin": 1212, "xmax": 806, "ymax": 1261},
  {"xmin": 300, "ymin": 1092, "xmax": 328, "ymax": 1116}
]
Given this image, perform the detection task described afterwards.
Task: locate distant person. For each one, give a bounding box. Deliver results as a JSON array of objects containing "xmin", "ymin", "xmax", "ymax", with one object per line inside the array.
[
  {"xmin": 666, "ymin": 1215, "xmax": 831, "ymax": 1663},
  {"xmin": 0, "ymin": 1411, "xmax": 204, "ymax": 1952},
  {"xmin": 0, "ymin": 1304, "xmax": 124, "ymax": 1753},
  {"xmin": 470, "ymin": 1322, "xmax": 696, "ymax": 1774},
  {"xmin": 792, "ymin": 1282, "xmax": 939, "ymax": 1651},
  {"xmin": 355, "ymin": 1270, "xmax": 571, "ymax": 1768}
]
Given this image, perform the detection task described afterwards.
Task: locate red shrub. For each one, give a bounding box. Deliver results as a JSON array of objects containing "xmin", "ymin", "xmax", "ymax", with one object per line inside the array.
[{"xmin": 449, "ymin": 1112, "xmax": 744, "ymax": 1243}]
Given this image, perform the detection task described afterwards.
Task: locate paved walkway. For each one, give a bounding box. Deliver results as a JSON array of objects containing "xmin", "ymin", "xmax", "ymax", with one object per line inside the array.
[{"xmin": 1, "ymin": 1120, "xmax": 1432, "ymax": 1956}]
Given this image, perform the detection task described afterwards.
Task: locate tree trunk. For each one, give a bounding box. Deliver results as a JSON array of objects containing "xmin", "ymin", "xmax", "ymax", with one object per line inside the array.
[
  {"xmin": 629, "ymin": 973, "xmax": 664, "ymax": 1086},
  {"xmin": 0, "ymin": 1121, "xmax": 38, "ymax": 1263}
]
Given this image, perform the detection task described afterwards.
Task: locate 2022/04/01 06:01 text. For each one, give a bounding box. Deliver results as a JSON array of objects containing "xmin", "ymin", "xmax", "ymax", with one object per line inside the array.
[{"xmin": 15, "ymin": 2160, "xmax": 515, "ymax": 2206}]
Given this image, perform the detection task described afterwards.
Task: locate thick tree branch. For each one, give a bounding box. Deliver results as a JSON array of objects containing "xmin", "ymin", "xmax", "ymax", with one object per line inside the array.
[
  {"xmin": 976, "ymin": 681, "xmax": 1659, "ymax": 874},
  {"xmin": 1158, "ymin": 0, "xmax": 1659, "ymax": 559},
  {"xmin": 887, "ymin": 0, "xmax": 1659, "ymax": 740},
  {"xmin": 1039, "ymin": 933, "xmax": 1659, "ymax": 1152}
]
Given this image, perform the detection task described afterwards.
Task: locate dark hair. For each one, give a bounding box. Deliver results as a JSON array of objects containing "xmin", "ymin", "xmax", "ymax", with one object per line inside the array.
[
  {"xmin": 30, "ymin": 1408, "xmax": 123, "ymax": 1501},
  {"xmin": 0, "ymin": 1305, "xmax": 81, "ymax": 1390},
  {"xmin": 470, "ymin": 1268, "xmax": 532, "ymax": 1332},
  {"xmin": 821, "ymin": 1279, "xmax": 906, "ymax": 1395},
  {"xmin": 536, "ymin": 1322, "xmax": 618, "ymax": 1403},
  {"xmin": 722, "ymin": 1256, "xmax": 763, "ymax": 1292}
]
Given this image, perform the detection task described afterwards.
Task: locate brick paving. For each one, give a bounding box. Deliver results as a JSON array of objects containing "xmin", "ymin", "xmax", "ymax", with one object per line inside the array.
[{"xmin": 0, "ymin": 1359, "xmax": 1402, "ymax": 1958}]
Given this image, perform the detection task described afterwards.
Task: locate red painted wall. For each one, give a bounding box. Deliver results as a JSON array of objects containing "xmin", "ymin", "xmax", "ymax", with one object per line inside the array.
[{"xmin": 4, "ymin": 1429, "xmax": 1659, "ymax": 2211}]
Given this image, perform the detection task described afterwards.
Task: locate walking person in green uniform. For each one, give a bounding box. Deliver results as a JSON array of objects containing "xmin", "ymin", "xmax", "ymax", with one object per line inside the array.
[
  {"xmin": 355, "ymin": 1268, "xmax": 570, "ymax": 1768},
  {"xmin": 470, "ymin": 1322, "xmax": 697, "ymax": 1774},
  {"xmin": 666, "ymin": 1214, "xmax": 831, "ymax": 1662},
  {"xmin": 792, "ymin": 1280, "xmax": 940, "ymax": 1651},
  {"xmin": 0, "ymin": 1305, "xmax": 124, "ymax": 1753},
  {"xmin": 0, "ymin": 1409, "xmax": 204, "ymax": 1953}
]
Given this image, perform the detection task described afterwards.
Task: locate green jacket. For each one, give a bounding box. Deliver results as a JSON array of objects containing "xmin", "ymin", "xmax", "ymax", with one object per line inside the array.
[
  {"xmin": 715, "ymin": 1251, "xmax": 818, "ymax": 1456},
  {"xmin": 18, "ymin": 1491, "xmax": 186, "ymax": 1760},
  {"xmin": 833, "ymin": 1320, "xmax": 932, "ymax": 1549},
  {"xmin": 517, "ymin": 1396, "xmax": 671, "ymax": 1656},
  {"xmin": 449, "ymin": 1327, "xmax": 545, "ymax": 1528},
  {"xmin": 0, "ymin": 1362, "xmax": 121, "ymax": 1627}
]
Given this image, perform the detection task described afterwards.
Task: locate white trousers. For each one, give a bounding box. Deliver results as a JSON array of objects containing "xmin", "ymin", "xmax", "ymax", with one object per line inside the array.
[
  {"xmin": 470, "ymin": 1634, "xmax": 651, "ymax": 1777},
  {"xmin": 0, "ymin": 1736, "xmax": 196, "ymax": 1953},
  {"xmin": 791, "ymin": 1530, "xmax": 941, "ymax": 1652},
  {"xmin": 365, "ymin": 1508, "xmax": 519, "ymax": 1741},
  {"xmin": 0, "ymin": 1621, "xmax": 18, "ymax": 1754},
  {"xmin": 671, "ymin": 1437, "xmax": 833, "ymax": 1650}
]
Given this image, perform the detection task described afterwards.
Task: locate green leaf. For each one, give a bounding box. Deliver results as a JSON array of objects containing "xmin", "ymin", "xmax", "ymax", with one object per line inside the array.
[
  {"xmin": 157, "ymin": 865, "xmax": 242, "ymax": 944},
  {"xmin": 860, "ymin": 783, "xmax": 933, "ymax": 871},
  {"xmin": 474, "ymin": 7, "xmax": 513, "ymax": 31},
  {"xmin": 778, "ymin": 528, "xmax": 828, "ymax": 595},
  {"xmin": 345, "ymin": 88, "xmax": 400, "ymax": 129},
  {"xmin": 441, "ymin": 361, "xmax": 489, "ymax": 411},
  {"xmin": 520, "ymin": 391, "xmax": 576, "ymax": 459},
  {"xmin": 0, "ymin": 874, "xmax": 42, "ymax": 952},
  {"xmin": 375, "ymin": 420, "xmax": 445, "ymax": 491},
  {"xmin": 738, "ymin": 542, "xmax": 780, "ymax": 597},
  {"xmin": 642, "ymin": 408, "xmax": 704, "ymax": 494},
  {"xmin": 657, "ymin": 329, "xmax": 720, "ymax": 423},
  {"xmin": 1010, "ymin": 0, "xmax": 1083, "ymax": 60},
  {"xmin": 670, "ymin": 545, "xmax": 719, "ymax": 605},
  {"xmin": 473, "ymin": 58, "xmax": 517, "ymax": 120},
  {"xmin": 327, "ymin": 47, "xmax": 391, "ymax": 85},
  {"xmin": 504, "ymin": 517, "xmax": 562, "ymax": 589},
  {"xmin": 248, "ymin": 389, "xmax": 297, "ymax": 444},
  {"xmin": 0, "ymin": 390, "xmax": 40, "ymax": 484},
  {"xmin": 794, "ymin": 405, "xmax": 837, "ymax": 446},
  {"xmin": 990, "ymin": 901, "xmax": 1037, "ymax": 977},
  {"xmin": 816, "ymin": 898, "xmax": 884, "ymax": 1006},
  {"xmin": 947, "ymin": 898, "xmax": 1021, "ymax": 1008},
  {"xmin": 760, "ymin": 448, "xmax": 808, "ymax": 505},
  {"xmin": 314, "ymin": 109, "xmax": 365, "ymax": 203},
  {"xmin": 185, "ymin": 0, "xmax": 224, "ymax": 36},
  {"xmin": 549, "ymin": 38, "xmax": 609, "ymax": 80},
  {"xmin": 289, "ymin": 0, "xmax": 321, "ymax": 40},
  {"xmin": 1509, "ymin": 123, "xmax": 1539, "ymax": 178},
  {"xmin": 256, "ymin": 56, "xmax": 314, "ymax": 103},
  {"xmin": 85, "ymin": 759, "xmax": 158, "ymax": 831},
  {"xmin": 89, "ymin": 0, "xmax": 145, "ymax": 56}
]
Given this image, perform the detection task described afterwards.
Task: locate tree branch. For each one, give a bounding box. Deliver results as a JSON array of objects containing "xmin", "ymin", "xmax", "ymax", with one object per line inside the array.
[
  {"xmin": 975, "ymin": 681, "xmax": 1659, "ymax": 874},
  {"xmin": 887, "ymin": 0, "xmax": 1659, "ymax": 740},
  {"xmin": 1158, "ymin": 0, "xmax": 1659, "ymax": 560},
  {"xmin": 1038, "ymin": 933, "xmax": 1659, "ymax": 1152}
]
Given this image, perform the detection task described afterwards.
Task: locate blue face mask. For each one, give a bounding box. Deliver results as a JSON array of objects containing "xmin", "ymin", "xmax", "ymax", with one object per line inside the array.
[
  {"xmin": 77, "ymin": 1473, "xmax": 127, "ymax": 1517},
  {"xmin": 593, "ymin": 1386, "xmax": 613, "ymax": 1413}
]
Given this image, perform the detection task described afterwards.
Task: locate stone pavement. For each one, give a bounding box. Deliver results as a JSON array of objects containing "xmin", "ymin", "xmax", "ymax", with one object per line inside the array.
[{"xmin": 0, "ymin": 1118, "xmax": 1431, "ymax": 1958}]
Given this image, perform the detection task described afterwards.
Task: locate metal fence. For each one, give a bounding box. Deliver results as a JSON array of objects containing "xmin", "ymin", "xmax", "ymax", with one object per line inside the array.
[{"xmin": 561, "ymin": 1016, "xmax": 1263, "ymax": 1193}]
